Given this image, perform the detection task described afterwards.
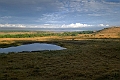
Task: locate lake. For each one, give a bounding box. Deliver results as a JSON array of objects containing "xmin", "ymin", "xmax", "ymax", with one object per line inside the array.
[{"xmin": 0, "ymin": 43, "xmax": 66, "ymax": 53}]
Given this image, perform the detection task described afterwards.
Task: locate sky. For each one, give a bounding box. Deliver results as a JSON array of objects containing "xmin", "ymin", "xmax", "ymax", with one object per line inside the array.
[{"xmin": 0, "ymin": 0, "xmax": 120, "ymax": 28}]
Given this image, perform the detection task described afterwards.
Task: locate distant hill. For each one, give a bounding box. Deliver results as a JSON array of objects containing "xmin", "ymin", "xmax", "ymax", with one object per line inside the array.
[{"xmin": 93, "ymin": 27, "xmax": 120, "ymax": 38}]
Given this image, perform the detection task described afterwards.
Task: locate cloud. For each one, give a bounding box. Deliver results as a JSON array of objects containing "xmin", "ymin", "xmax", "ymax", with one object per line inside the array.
[
  {"xmin": 26, "ymin": 24, "xmax": 62, "ymax": 28},
  {"xmin": 0, "ymin": 24, "xmax": 26, "ymax": 28},
  {"xmin": 99, "ymin": 24, "xmax": 109, "ymax": 27},
  {"xmin": 0, "ymin": 23, "xmax": 61, "ymax": 28},
  {"xmin": 103, "ymin": 0, "xmax": 120, "ymax": 4},
  {"xmin": 0, "ymin": 0, "xmax": 55, "ymax": 5},
  {"xmin": 0, "ymin": 23, "xmax": 111, "ymax": 29},
  {"xmin": 0, "ymin": 0, "xmax": 120, "ymax": 26},
  {"xmin": 88, "ymin": 13, "xmax": 103, "ymax": 16},
  {"xmin": 36, "ymin": 13, "xmax": 66, "ymax": 24},
  {"xmin": 61, "ymin": 23, "xmax": 93, "ymax": 28},
  {"xmin": 0, "ymin": 23, "xmax": 93, "ymax": 28},
  {"xmin": 1, "ymin": 16, "xmax": 12, "ymax": 19},
  {"xmin": 58, "ymin": 0, "xmax": 106, "ymax": 13}
]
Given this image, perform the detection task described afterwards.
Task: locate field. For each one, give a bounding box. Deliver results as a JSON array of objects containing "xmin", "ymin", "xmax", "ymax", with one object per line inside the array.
[{"xmin": 0, "ymin": 27, "xmax": 120, "ymax": 80}]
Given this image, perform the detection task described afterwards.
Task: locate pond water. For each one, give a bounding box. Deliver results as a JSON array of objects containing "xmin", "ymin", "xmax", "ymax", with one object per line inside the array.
[{"xmin": 0, "ymin": 43, "xmax": 66, "ymax": 53}]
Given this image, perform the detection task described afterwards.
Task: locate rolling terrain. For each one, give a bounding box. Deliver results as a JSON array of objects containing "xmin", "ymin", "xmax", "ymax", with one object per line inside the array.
[{"xmin": 0, "ymin": 27, "xmax": 120, "ymax": 80}]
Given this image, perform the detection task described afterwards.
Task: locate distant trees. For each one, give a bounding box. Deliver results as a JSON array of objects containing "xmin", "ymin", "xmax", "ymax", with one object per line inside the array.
[
  {"xmin": 0, "ymin": 31, "xmax": 94, "ymax": 38},
  {"xmin": 78, "ymin": 31, "xmax": 94, "ymax": 34}
]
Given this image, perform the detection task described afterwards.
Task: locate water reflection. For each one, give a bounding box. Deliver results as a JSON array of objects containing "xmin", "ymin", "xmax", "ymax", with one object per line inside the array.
[{"xmin": 0, "ymin": 43, "xmax": 66, "ymax": 53}]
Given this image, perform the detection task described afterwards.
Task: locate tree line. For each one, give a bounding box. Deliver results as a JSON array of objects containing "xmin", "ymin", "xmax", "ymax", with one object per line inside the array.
[{"xmin": 0, "ymin": 31, "xmax": 93, "ymax": 38}]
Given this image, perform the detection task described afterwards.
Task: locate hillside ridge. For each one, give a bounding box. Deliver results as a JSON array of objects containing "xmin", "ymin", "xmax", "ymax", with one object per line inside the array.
[{"xmin": 94, "ymin": 27, "xmax": 120, "ymax": 38}]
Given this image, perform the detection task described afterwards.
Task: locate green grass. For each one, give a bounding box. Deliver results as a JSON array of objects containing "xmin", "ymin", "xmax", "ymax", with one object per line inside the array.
[{"xmin": 0, "ymin": 39, "xmax": 120, "ymax": 80}]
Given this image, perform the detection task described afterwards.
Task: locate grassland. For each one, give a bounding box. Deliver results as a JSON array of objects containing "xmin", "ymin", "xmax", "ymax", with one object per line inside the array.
[{"xmin": 0, "ymin": 27, "xmax": 120, "ymax": 80}]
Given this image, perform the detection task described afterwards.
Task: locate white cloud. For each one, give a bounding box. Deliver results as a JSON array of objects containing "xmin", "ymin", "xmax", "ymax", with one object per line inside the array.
[
  {"xmin": 99, "ymin": 24, "xmax": 104, "ymax": 27},
  {"xmin": 99, "ymin": 24, "xmax": 109, "ymax": 27},
  {"xmin": 0, "ymin": 24, "xmax": 26, "ymax": 28},
  {"xmin": 28, "ymin": 23, "xmax": 93, "ymax": 28},
  {"xmin": 88, "ymin": 13, "xmax": 102, "ymax": 16},
  {"xmin": 14, "ymin": 24, "xmax": 60, "ymax": 28},
  {"xmin": 0, "ymin": 23, "xmax": 93, "ymax": 28},
  {"xmin": 61, "ymin": 23, "xmax": 93, "ymax": 28},
  {"xmin": 0, "ymin": 23, "xmax": 111, "ymax": 29},
  {"xmin": 1, "ymin": 16, "xmax": 12, "ymax": 19},
  {"xmin": 0, "ymin": 24, "xmax": 60, "ymax": 28}
]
